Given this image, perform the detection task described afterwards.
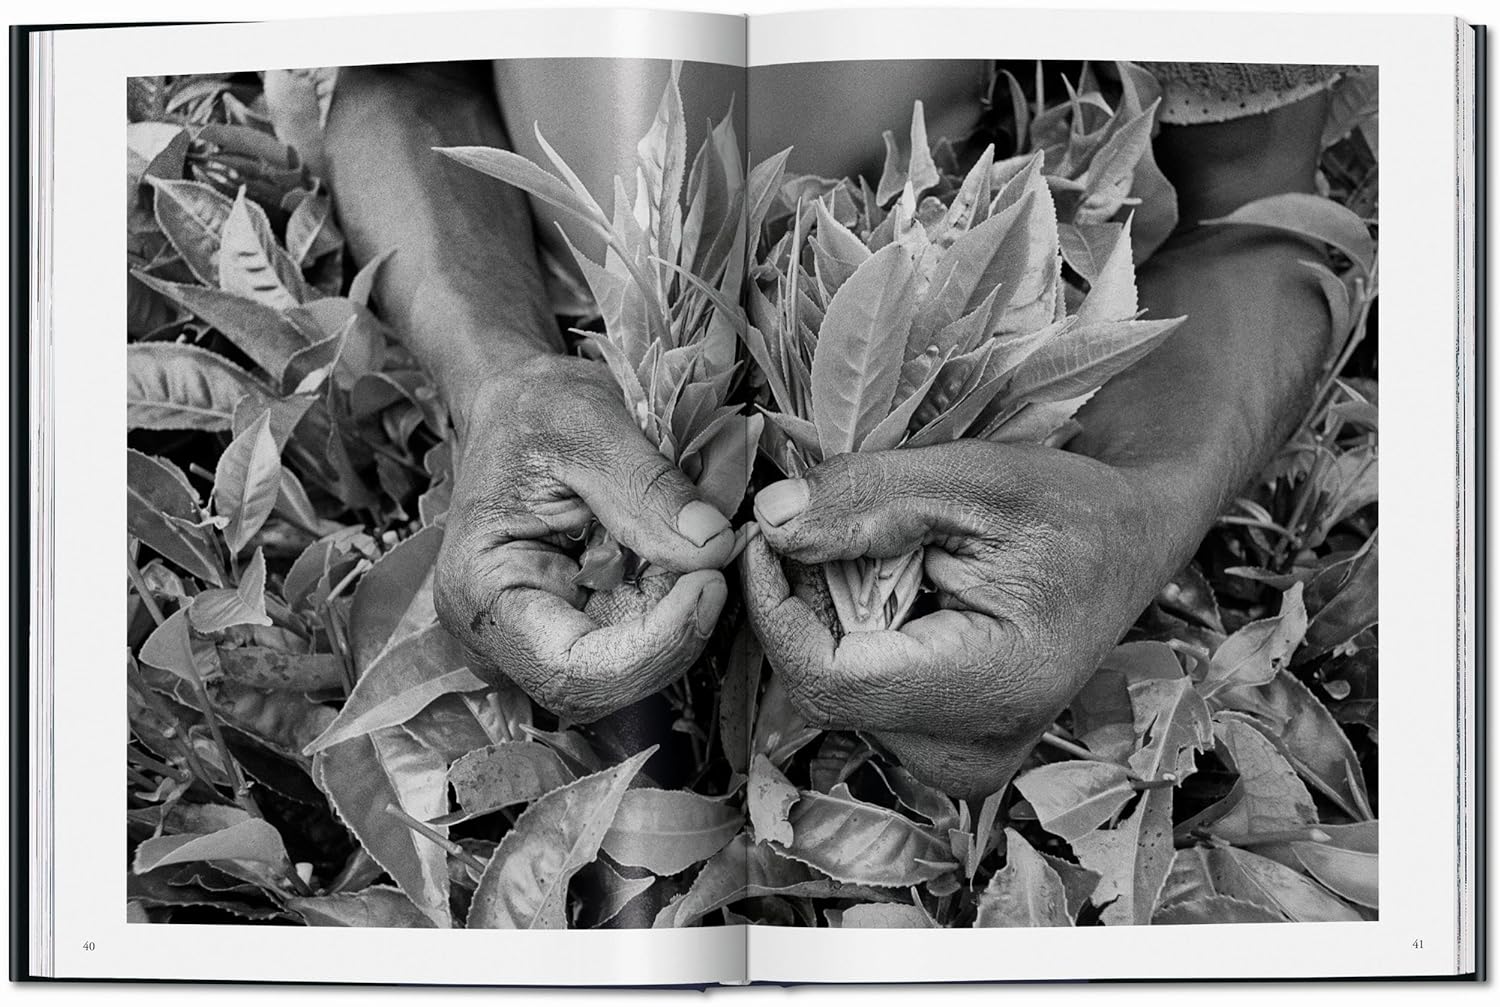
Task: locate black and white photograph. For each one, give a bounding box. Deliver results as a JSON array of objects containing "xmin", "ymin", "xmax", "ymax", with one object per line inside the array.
[{"xmin": 121, "ymin": 53, "xmax": 1380, "ymax": 933}]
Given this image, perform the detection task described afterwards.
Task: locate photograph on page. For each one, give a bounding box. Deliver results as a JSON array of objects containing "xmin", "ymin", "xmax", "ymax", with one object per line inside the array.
[{"xmin": 123, "ymin": 55, "xmax": 1378, "ymax": 932}]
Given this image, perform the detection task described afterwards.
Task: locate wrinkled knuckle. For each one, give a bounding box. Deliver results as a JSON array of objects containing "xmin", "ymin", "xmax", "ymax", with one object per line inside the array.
[{"xmin": 784, "ymin": 672, "xmax": 842, "ymax": 730}]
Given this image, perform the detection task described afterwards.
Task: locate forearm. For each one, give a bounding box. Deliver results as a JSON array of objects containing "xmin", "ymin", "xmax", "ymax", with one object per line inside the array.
[
  {"xmin": 324, "ymin": 63, "xmax": 558, "ymax": 429},
  {"xmin": 1070, "ymin": 227, "xmax": 1331, "ymax": 576}
]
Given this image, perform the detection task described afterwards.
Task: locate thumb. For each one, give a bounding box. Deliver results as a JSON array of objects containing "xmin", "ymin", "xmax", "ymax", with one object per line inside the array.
[
  {"xmin": 562, "ymin": 409, "xmax": 735, "ymax": 573},
  {"xmin": 753, "ymin": 444, "xmax": 998, "ymax": 564}
]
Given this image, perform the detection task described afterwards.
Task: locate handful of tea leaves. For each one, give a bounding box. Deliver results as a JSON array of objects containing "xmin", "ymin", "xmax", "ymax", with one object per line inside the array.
[
  {"xmin": 742, "ymin": 99, "xmax": 1183, "ymax": 634},
  {"xmin": 436, "ymin": 63, "xmax": 762, "ymax": 611}
]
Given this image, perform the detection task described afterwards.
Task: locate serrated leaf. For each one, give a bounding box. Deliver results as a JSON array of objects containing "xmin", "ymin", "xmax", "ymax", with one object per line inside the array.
[
  {"xmin": 1200, "ymin": 582, "xmax": 1308, "ymax": 696},
  {"xmin": 218, "ymin": 189, "xmax": 306, "ymax": 309},
  {"xmin": 1005, "ymin": 316, "xmax": 1180, "ymax": 404},
  {"xmin": 1126, "ymin": 675, "xmax": 1213, "ymax": 782},
  {"xmin": 127, "ymin": 342, "xmax": 263, "ymax": 432},
  {"xmin": 1209, "ymin": 846, "xmax": 1362, "ymax": 922},
  {"xmin": 347, "ymin": 525, "xmax": 444, "ymax": 674},
  {"xmin": 1210, "ymin": 716, "xmax": 1318, "ymax": 840},
  {"xmin": 212, "ymin": 409, "xmax": 282, "ymax": 553},
  {"xmin": 1215, "ymin": 669, "xmax": 1371, "ymax": 821},
  {"xmin": 1202, "ymin": 192, "xmax": 1375, "ymax": 278},
  {"xmin": 439, "ymin": 144, "xmax": 610, "ymax": 239},
  {"xmin": 148, "ymin": 177, "xmax": 233, "ymax": 285},
  {"xmin": 444, "ymin": 741, "xmax": 573, "ymax": 821},
  {"xmin": 314, "ymin": 726, "xmax": 452, "ymax": 927},
  {"xmin": 601, "ymin": 788, "xmax": 742, "ymax": 876},
  {"xmin": 975, "ymin": 828, "xmax": 1072, "ymax": 927},
  {"xmin": 775, "ymin": 783, "xmax": 956, "ymax": 887},
  {"xmin": 133, "ymin": 274, "xmax": 310, "ymax": 378},
  {"xmin": 654, "ymin": 833, "xmax": 878, "ymax": 928},
  {"xmin": 1153, "ymin": 893, "xmax": 1284, "ymax": 925},
  {"xmin": 133, "ymin": 818, "xmax": 290, "ymax": 874},
  {"xmin": 1074, "ymin": 215, "xmax": 1137, "ymax": 323},
  {"xmin": 288, "ymin": 885, "xmax": 437, "ymax": 928},
  {"xmin": 748, "ymin": 752, "xmax": 798, "ymax": 845},
  {"xmin": 127, "ymin": 449, "xmax": 223, "ymax": 586},
  {"xmin": 809, "ymin": 243, "xmax": 920, "ymax": 456},
  {"xmin": 1290, "ymin": 829, "xmax": 1378, "ymax": 908},
  {"xmin": 306, "ymin": 624, "xmax": 483, "ymax": 753},
  {"xmin": 467, "ymin": 747, "xmax": 654, "ymax": 929},
  {"xmin": 1073, "ymin": 783, "xmax": 1175, "ymax": 926},
  {"xmin": 138, "ymin": 610, "xmax": 203, "ymax": 684},
  {"xmin": 582, "ymin": 859, "xmax": 657, "ymax": 929},
  {"xmin": 1014, "ymin": 760, "xmax": 1135, "ymax": 842},
  {"xmin": 189, "ymin": 547, "xmax": 272, "ymax": 632}
]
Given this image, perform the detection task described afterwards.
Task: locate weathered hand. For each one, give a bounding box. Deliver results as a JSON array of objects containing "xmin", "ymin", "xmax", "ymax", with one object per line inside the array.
[
  {"xmin": 742, "ymin": 440, "xmax": 1184, "ymax": 799},
  {"xmin": 435, "ymin": 356, "xmax": 735, "ymax": 722}
]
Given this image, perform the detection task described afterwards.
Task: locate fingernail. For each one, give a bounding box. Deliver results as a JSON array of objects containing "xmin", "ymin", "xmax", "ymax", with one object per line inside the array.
[
  {"xmin": 696, "ymin": 578, "xmax": 727, "ymax": 635},
  {"xmin": 755, "ymin": 479, "xmax": 807, "ymax": 527},
  {"xmin": 677, "ymin": 500, "xmax": 730, "ymax": 548}
]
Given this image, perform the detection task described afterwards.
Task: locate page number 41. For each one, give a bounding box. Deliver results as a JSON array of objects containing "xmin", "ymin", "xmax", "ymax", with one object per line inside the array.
[{"xmin": 1412, "ymin": 939, "xmax": 1424, "ymax": 950}]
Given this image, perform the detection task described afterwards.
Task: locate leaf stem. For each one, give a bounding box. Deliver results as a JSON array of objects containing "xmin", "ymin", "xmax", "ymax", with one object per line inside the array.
[
  {"xmin": 384, "ymin": 803, "xmax": 487, "ymax": 874},
  {"xmin": 1039, "ymin": 730, "xmax": 1109, "ymax": 764},
  {"xmin": 131, "ymin": 546, "xmax": 261, "ymax": 819},
  {"xmin": 126, "ymin": 545, "xmax": 167, "ymax": 627}
]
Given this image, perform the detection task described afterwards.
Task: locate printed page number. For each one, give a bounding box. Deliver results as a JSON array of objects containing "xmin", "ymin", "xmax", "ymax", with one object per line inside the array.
[
  {"xmin": 81, "ymin": 941, "xmax": 95, "ymax": 951},
  {"xmin": 1411, "ymin": 939, "xmax": 1424, "ymax": 950}
]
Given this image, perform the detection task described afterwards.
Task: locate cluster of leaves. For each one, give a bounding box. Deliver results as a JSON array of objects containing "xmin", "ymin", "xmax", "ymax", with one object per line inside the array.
[
  {"xmin": 738, "ymin": 66, "xmax": 1181, "ymax": 633},
  {"xmin": 124, "ymin": 63, "xmax": 1378, "ymax": 932},
  {"xmin": 437, "ymin": 63, "xmax": 764, "ymax": 599}
]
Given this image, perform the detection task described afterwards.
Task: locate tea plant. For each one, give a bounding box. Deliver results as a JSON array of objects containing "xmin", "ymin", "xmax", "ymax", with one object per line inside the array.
[{"xmin": 124, "ymin": 63, "xmax": 1378, "ymax": 931}]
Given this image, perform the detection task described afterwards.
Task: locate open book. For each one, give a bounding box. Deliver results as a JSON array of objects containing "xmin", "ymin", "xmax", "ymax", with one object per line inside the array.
[{"xmin": 14, "ymin": 5, "xmax": 1485, "ymax": 986}]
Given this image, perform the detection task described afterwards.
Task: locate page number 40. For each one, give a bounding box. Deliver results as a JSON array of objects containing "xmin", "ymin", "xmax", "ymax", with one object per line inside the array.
[{"xmin": 81, "ymin": 941, "xmax": 96, "ymax": 951}]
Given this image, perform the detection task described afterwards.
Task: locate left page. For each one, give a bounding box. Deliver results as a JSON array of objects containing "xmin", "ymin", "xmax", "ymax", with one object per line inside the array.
[{"xmin": 44, "ymin": 7, "xmax": 753, "ymax": 985}]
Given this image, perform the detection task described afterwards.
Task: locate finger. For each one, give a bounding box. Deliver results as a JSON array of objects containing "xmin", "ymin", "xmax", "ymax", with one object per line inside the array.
[
  {"xmin": 752, "ymin": 444, "xmax": 1000, "ymax": 564},
  {"xmin": 743, "ymin": 537, "xmax": 1031, "ymax": 736},
  {"xmin": 438, "ymin": 531, "xmax": 725, "ymax": 722},
  {"xmin": 560, "ymin": 399, "xmax": 736, "ymax": 573}
]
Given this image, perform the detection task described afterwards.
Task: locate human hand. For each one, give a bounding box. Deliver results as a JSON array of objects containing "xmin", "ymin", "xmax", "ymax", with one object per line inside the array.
[
  {"xmin": 742, "ymin": 440, "xmax": 1187, "ymax": 799},
  {"xmin": 435, "ymin": 355, "xmax": 735, "ymax": 723}
]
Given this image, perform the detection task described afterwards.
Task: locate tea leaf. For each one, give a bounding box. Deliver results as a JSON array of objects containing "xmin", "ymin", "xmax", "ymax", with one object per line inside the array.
[
  {"xmin": 437, "ymin": 145, "xmax": 609, "ymax": 237},
  {"xmin": 1202, "ymin": 192, "xmax": 1375, "ymax": 277},
  {"xmin": 1209, "ymin": 716, "xmax": 1318, "ymax": 839},
  {"xmin": 288, "ymin": 886, "xmax": 437, "ymax": 928},
  {"xmin": 219, "ymin": 188, "xmax": 307, "ymax": 310},
  {"xmin": 601, "ymin": 788, "xmax": 742, "ymax": 876},
  {"xmin": 212, "ymin": 409, "xmax": 282, "ymax": 553},
  {"xmin": 306, "ymin": 624, "xmax": 484, "ymax": 753},
  {"xmin": 1126, "ymin": 675, "xmax": 1214, "ymax": 782},
  {"xmin": 975, "ymin": 828, "xmax": 1072, "ymax": 927},
  {"xmin": 1153, "ymin": 894, "xmax": 1283, "ymax": 925},
  {"xmin": 315, "ymin": 726, "xmax": 452, "ymax": 927},
  {"xmin": 445, "ymin": 741, "xmax": 574, "ymax": 821},
  {"xmin": 748, "ymin": 753, "xmax": 798, "ymax": 845},
  {"xmin": 1290, "ymin": 830, "xmax": 1378, "ymax": 908},
  {"xmin": 774, "ymin": 783, "xmax": 956, "ymax": 886},
  {"xmin": 127, "ymin": 342, "xmax": 263, "ymax": 432},
  {"xmin": 1202, "ymin": 846, "xmax": 1362, "ymax": 923},
  {"xmin": 1014, "ymin": 760, "xmax": 1135, "ymax": 842},
  {"xmin": 147, "ymin": 177, "xmax": 233, "ymax": 285},
  {"xmin": 1200, "ymin": 582, "xmax": 1308, "ymax": 696},
  {"xmin": 189, "ymin": 547, "xmax": 273, "ymax": 632},
  {"xmin": 133, "ymin": 818, "xmax": 291, "ymax": 874},
  {"xmin": 1073, "ymin": 785, "xmax": 1175, "ymax": 926},
  {"xmin": 127, "ymin": 449, "xmax": 224, "ymax": 586},
  {"xmin": 347, "ymin": 525, "xmax": 444, "ymax": 674},
  {"xmin": 810, "ymin": 243, "xmax": 919, "ymax": 456},
  {"xmin": 467, "ymin": 747, "xmax": 653, "ymax": 929},
  {"xmin": 1215, "ymin": 670, "xmax": 1371, "ymax": 821}
]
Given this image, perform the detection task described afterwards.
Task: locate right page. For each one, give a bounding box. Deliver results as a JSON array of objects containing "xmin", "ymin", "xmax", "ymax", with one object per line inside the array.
[{"xmin": 737, "ymin": 6, "xmax": 1472, "ymax": 983}]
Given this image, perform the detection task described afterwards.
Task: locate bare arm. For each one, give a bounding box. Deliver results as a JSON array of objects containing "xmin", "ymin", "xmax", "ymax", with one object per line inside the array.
[
  {"xmin": 1070, "ymin": 91, "xmax": 1334, "ymax": 580},
  {"xmin": 325, "ymin": 62, "xmax": 558, "ymax": 431},
  {"xmin": 324, "ymin": 63, "xmax": 733, "ymax": 721}
]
